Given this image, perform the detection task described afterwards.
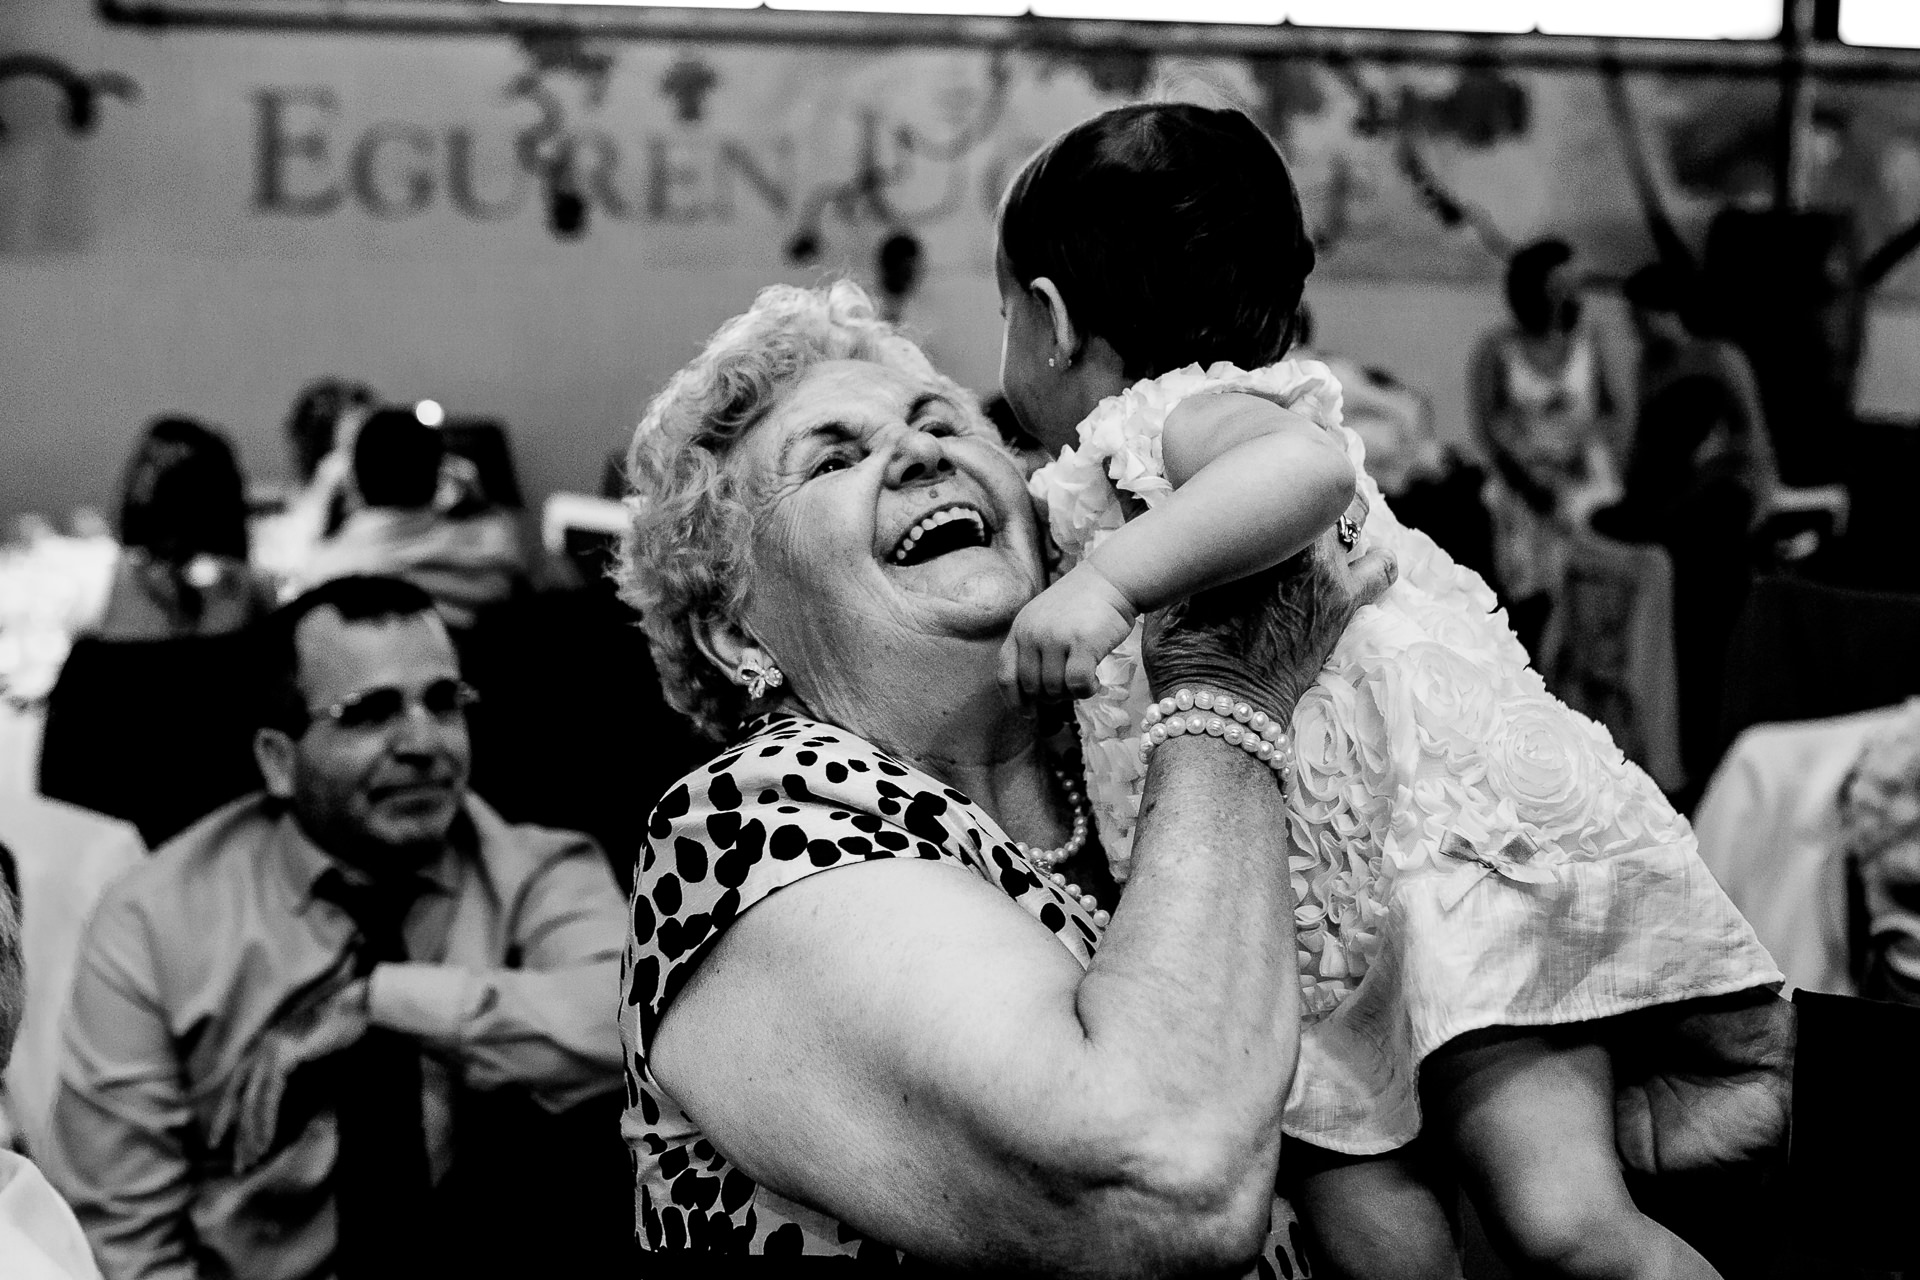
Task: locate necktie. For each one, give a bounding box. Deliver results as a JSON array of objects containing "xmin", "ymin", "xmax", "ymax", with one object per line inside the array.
[{"xmin": 311, "ymin": 868, "xmax": 437, "ymax": 1279}]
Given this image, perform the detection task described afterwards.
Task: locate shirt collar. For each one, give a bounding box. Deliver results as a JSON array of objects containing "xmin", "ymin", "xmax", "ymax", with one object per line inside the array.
[{"xmin": 276, "ymin": 803, "xmax": 470, "ymax": 912}]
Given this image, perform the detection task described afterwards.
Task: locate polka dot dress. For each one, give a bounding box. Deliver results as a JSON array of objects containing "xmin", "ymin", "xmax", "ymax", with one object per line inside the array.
[{"xmin": 619, "ymin": 713, "xmax": 1313, "ymax": 1274}]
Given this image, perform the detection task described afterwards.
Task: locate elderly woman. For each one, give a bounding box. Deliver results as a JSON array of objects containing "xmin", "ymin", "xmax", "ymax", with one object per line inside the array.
[
  {"xmin": 616, "ymin": 281, "xmax": 1881, "ymax": 1276},
  {"xmin": 615, "ymin": 279, "xmax": 1393, "ymax": 1273}
]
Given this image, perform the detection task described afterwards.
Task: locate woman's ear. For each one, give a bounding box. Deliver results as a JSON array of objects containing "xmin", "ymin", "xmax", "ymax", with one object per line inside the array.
[
  {"xmin": 1028, "ymin": 277, "xmax": 1081, "ymax": 366},
  {"xmin": 693, "ymin": 612, "xmax": 756, "ymax": 689}
]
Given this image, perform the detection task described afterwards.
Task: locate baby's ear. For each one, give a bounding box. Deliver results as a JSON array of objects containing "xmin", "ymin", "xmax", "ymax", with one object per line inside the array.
[{"xmin": 1028, "ymin": 277, "xmax": 1079, "ymax": 361}]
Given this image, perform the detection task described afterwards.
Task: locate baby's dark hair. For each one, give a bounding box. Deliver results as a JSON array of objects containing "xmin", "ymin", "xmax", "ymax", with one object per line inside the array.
[{"xmin": 998, "ymin": 102, "xmax": 1315, "ymax": 381}]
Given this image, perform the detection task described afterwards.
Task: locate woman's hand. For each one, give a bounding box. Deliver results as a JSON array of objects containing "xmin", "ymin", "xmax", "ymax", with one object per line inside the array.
[
  {"xmin": 1143, "ymin": 530, "xmax": 1396, "ymax": 718},
  {"xmin": 1610, "ymin": 987, "xmax": 1793, "ymax": 1178}
]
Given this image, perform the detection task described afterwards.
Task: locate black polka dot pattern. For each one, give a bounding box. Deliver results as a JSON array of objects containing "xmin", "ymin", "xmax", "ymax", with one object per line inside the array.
[{"xmin": 619, "ymin": 713, "xmax": 1309, "ymax": 1274}]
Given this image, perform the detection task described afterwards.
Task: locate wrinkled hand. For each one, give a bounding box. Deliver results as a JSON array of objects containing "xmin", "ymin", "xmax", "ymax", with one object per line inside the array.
[
  {"xmin": 999, "ymin": 562, "xmax": 1139, "ymax": 704},
  {"xmin": 1612, "ymin": 988, "xmax": 1794, "ymax": 1180},
  {"xmin": 209, "ymin": 955, "xmax": 372, "ymax": 1174},
  {"xmin": 1144, "ymin": 530, "xmax": 1396, "ymax": 717}
]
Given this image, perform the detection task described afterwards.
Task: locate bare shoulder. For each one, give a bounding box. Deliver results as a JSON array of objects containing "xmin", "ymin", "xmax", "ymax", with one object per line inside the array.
[{"xmin": 1163, "ymin": 392, "xmax": 1324, "ymax": 487}]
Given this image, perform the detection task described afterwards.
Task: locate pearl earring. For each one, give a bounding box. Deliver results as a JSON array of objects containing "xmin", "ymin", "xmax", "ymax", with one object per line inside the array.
[
  {"xmin": 737, "ymin": 652, "xmax": 784, "ymax": 701},
  {"xmin": 1047, "ymin": 356, "xmax": 1056, "ymax": 368}
]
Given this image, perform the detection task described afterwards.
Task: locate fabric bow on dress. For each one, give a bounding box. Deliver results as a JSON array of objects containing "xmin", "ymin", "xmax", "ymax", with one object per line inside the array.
[{"xmin": 1437, "ymin": 829, "xmax": 1556, "ymax": 911}]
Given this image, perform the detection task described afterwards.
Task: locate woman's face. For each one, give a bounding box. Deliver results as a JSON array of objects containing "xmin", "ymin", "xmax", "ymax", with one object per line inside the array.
[{"xmin": 729, "ymin": 358, "xmax": 1047, "ymax": 722}]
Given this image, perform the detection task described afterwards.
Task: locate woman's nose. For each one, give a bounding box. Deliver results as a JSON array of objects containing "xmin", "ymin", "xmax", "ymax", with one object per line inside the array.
[{"xmin": 883, "ymin": 429, "xmax": 955, "ymax": 488}]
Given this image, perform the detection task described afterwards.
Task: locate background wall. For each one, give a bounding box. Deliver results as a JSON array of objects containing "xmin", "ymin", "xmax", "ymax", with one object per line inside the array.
[{"xmin": 3, "ymin": 1, "xmax": 1916, "ymax": 525}]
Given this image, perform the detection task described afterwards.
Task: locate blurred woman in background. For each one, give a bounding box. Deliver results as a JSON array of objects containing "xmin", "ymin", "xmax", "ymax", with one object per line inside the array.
[
  {"xmin": 92, "ymin": 418, "xmax": 271, "ymax": 641},
  {"xmin": 1468, "ymin": 238, "xmax": 1624, "ymax": 654}
]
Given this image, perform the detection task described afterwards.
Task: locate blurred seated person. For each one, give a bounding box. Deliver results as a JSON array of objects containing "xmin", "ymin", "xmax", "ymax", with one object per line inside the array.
[
  {"xmin": 47, "ymin": 576, "xmax": 629, "ymax": 1280},
  {"xmin": 1291, "ymin": 304, "xmax": 1444, "ymax": 497},
  {"xmin": 1609, "ymin": 263, "xmax": 1778, "ymax": 534},
  {"xmin": 92, "ymin": 419, "xmax": 273, "ymax": 641},
  {"xmin": 253, "ymin": 379, "xmax": 378, "ymax": 585},
  {"xmin": 0, "ymin": 792, "xmax": 142, "ymax": 1164},
  {"xmin": 1468, "ymin": 238, "xmax": 1625, "ymax": 651},
  {"xmin": 1694, "ymin": 703, "xmax": 1914, "ymax": 996},
  {"xmin": 1840, "ymin": 698, "xmax": 1920, "ymax": 1004},
  {"xmin": 302, "ymin": 409, "xmax": 527, "ymax": 629},
  {"xmin": 42, "ymin": 419, "xmax": 270, "ymax": 844},
  {"xmin": 1291, "ymin": 305, "xmax": 1495, "ymax": 584},
  {"xmin": 288, "ymin": 378, "xmax": 377, "ymax": 493},
  {"xmin": 0, "ymin": 842, "xmax": 103, "ymax": 1280},
  {"xmin": 1595, "ymin": 265, "xmax": 1782, "ymax": 786}
]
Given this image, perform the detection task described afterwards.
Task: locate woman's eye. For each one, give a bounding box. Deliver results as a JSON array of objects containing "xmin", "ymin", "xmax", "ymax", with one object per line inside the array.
[
  {"xmin": 919, "ymin": 419, "xmax": 959, "ymax": 438},
  {"xmin": 810, "ymin": 453, "xmax": 853, "ymax": 478}
]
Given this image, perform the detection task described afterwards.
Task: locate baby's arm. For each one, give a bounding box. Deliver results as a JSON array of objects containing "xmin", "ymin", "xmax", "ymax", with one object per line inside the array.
[
  {"xmin": 1092, "ymin": 391, "xmax": 1358, "ymax": 607},
  {"xmin": 1001, "ymin": 393, "xmax": 1356, "ymax": 701}
]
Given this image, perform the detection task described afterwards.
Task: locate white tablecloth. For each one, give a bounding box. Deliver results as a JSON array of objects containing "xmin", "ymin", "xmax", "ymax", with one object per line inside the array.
[{"xmin": 1693, "ymin": 705, "xmax": 1912, "ymax": 995}]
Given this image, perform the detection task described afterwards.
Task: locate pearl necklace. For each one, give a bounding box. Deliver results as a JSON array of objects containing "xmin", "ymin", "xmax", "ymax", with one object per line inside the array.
[
  {"xmin": 1013, "ymin": 764, "xmax": 1111, "ymax": 928},
  {"xmin": 1013, "ymin": 762, "xmax": 1089, "ymax": 870}
]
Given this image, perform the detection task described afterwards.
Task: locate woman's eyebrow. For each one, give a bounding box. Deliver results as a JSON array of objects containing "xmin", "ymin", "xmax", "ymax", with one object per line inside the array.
[
  {"xmin": 776, "ymin": 421, "xmax": 854, "ymax": 473},
  {"xmin": 907, "ymin": 393, "xmax": 953, "ymax": 420}
]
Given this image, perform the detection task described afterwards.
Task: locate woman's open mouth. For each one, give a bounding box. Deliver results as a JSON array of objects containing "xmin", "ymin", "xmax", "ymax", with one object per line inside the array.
[{"xmin": 889, "ymin": 504, "xmax": 993, "ymax": 566}]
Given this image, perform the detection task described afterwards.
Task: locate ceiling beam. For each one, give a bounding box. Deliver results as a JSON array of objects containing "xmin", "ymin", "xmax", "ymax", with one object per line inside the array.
[{"xmin": 95, "ymin": 0, "xmax": 1920, "ymax": 81}]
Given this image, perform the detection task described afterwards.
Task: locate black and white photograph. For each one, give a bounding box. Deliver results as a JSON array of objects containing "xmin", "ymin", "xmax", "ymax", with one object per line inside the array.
[{"xmin": 3, "ymin": 1, "xmax": 1920, "ymax": 1276}]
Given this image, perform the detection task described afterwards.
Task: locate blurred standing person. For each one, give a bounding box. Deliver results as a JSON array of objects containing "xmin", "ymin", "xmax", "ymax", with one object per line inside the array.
[
  {"xmin": 48, "ymin": 576, "xmax": 628, "ymax": 1280},
  {"xmin": 301, "ymin": 410, "xmax": 527, "ymax": 630},
  {"xmin": 1596, "ymin": 264, "xmax": 1781, "ymax": 787},
  {"xmin": 91, "ymin": 419, "xmax": 272, "ymax": 641},
  {"xmin": 1468, "ymin": 239, "xmax": 1625, "ymax": 654},
  {"xmin": 1616, "ymin": 262, "xmax": 1779, "ymax": 527}
]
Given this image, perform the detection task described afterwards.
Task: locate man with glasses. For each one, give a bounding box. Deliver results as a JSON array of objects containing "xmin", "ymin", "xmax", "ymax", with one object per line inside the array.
[{"xmin": 47, "ymin": 575, "xmax": 629, "ymax": 1279}]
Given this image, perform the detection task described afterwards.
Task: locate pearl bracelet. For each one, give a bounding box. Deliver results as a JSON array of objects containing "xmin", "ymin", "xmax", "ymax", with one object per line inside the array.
[{"xmin": 1138, "ymin": 688, "xmax": 1294, "ymax": 774}]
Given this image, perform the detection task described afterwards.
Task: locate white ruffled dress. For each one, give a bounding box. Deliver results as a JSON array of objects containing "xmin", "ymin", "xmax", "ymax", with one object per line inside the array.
[{"xmin": 1031, "ymin": 359, "xmax": 1782, "ymax": 1154}]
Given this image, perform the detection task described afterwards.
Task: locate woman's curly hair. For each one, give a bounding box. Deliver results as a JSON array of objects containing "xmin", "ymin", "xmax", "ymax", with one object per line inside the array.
[{"xmin": 616, "ymin": 279, "xmax": 964, "ymax": 741}]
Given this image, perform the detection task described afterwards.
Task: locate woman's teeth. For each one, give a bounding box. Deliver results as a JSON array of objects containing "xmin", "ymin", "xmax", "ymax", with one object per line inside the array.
[{"xmin": 891, "ymin": 506, "xmax": 987, "ymax": 564}]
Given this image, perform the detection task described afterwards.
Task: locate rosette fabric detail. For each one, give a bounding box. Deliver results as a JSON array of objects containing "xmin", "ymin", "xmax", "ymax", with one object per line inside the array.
[{"xmin": 1032, "ymin": 359, "xmax": 1694, "ymax": 1015}]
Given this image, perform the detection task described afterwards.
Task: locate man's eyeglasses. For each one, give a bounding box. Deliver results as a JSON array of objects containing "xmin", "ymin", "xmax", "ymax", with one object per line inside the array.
[{"xmin": 308, "ymin": 679, "xmax": 480, "ymax": 732}]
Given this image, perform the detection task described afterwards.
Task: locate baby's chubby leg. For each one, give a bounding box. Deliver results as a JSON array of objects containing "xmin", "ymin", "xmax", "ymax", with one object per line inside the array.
[
  {"xmin": 1422, "ymin": 1031, "xmax": 1719, "ymax": 1280},
  {"xmin": 1287, "ymin": 1142, "xmax": 1461, "ymax": 1280}
]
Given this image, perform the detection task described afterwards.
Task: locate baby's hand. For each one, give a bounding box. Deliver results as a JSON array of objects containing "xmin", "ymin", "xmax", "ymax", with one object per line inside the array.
[{"xmin": 1000, "ymin": 563, "xmax": 1138, "ymax": 704}]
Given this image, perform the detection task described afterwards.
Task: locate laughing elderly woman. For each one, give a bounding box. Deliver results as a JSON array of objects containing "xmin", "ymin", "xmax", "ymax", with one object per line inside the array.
[{"xmin": 614, "ymin": 280, "xmax": 1394, "ymax": 1276}]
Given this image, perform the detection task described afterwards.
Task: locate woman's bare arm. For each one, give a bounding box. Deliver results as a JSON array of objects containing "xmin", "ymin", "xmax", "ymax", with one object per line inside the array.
[{"xmin": 652, "ymin": 545, "xmax": 1394, "ymax": 1276}]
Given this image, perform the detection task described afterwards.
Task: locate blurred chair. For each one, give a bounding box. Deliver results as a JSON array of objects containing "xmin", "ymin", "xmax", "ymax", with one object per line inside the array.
[
  {"xmin": 0, "ymin": 794, "xmax": 142, "ymax": 1165},
  {"xmin": 38, "ymin": 632, "xmax": 262, "ymax": 849},
  {"xmin": 439, "ymin": 418, "xmax": 524, "ymax": 512},
  {"xmin": 1754, "ymin": 483, "xmax": 1849, "ymax": 565},
  {"xmin": 1535, "ymin": 534, "xmax": 1686, "ymax": 794},
  {"xmin": 1694, "ymin": 704, "xmax": 1912, "ymax": 996},
  {"xmin": 460, "ymin": 589, "xmax": 705, "ymax": 895},
  {"xmin": 1716, "ymin": 577, "xmax": 1920, "ymax": 766},
  {"xmin": 540, "ymin": 494, "xmax": 625, "ymax": 567}
]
